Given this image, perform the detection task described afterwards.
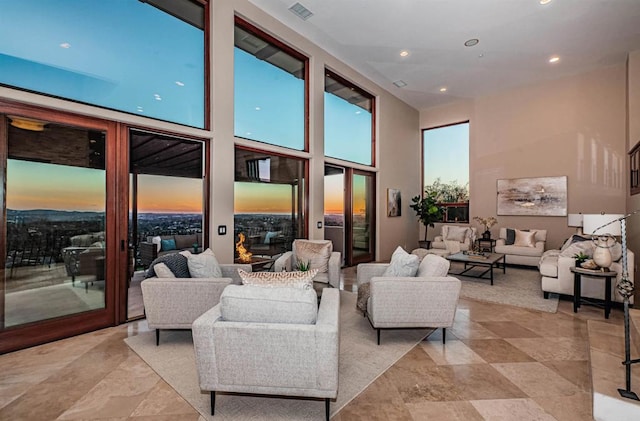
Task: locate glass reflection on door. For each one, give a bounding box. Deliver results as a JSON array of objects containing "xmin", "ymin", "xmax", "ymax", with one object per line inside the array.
[{"xmin": 3, "ymin": 119, "xmax": 106, "ymax": 328}]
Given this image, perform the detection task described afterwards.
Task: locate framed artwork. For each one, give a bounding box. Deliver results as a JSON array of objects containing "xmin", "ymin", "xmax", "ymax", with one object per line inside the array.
[
  {"xmin": 387, "ymin": 188, "xmax": 401, "ymax": 217},
  {"xmin": 497, "ymin": 176, "xmax": 567, "ymax": 216}
]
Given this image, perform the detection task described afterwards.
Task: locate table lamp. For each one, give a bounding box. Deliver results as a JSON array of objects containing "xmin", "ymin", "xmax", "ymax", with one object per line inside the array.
[{"xmin": 567, "ymin": 213, "xmax": 583, "ymax": 234}]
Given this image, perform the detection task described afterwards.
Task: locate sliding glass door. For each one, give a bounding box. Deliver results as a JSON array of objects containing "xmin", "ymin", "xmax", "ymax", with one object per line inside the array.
[{"xmin": 0, "ymin": 104, "xmax": 117, "ymax": 353}]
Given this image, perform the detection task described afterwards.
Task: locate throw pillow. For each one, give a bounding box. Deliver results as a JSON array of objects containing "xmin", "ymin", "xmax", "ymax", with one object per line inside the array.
[
  {"xmin": 416, "ymin": 254, "xmax": 451, "ymax": 277},
  {"xmin": 187, "ymin": 248, "xmax": 222, "ymax": 278},
  {"xmin": 264, "ymin": 231, "xmax": 282, "ymax": 244},
  {"xmin": 382, "ymin": 246, "xmax": 419, "ymax": 277},
  {"xmin": 505, "ymin": 228, "xmax": 516, "ymax": 245},
  {"xmin": 514, "ymin": 229, "xmax": 537, "ymax": 247},
  {"xmin": 151, "ymin": 235, "xmax": 162, "ymax": 252},
  {"xmin": 560, "ymin": 241, "xmax": 594, "ymax": 258},
  {"xmin": 238, "ymin": 269, "xmax": 317, "ymax": 289},
  {"xmin": 293, "ymin": 240, "xmax": 332, "ymax": 273},
  {"xmin": 445, "ymin": 226, "xmax": 469, "ymax": 243},
  {"xmin": 153, "ymin": 262, "xmax": 176, "ymax": 278},
  {"xmin": 146, "ymin": 252, "xmax": 190, "ymax": 278},
  {"xmin": 160, "ymin": 238, "xmax": 177, "ymax": 251}
]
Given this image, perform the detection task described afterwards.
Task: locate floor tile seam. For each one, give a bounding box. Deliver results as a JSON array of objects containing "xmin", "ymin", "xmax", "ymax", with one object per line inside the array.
[{"xmin": 127, "ymin": 378, "xmax": 201, "ymax": 418}]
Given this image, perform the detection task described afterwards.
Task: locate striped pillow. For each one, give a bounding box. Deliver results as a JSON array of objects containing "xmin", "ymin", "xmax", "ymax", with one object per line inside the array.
[{"xmin": 238, "ymin": 269, "xmax": 317, "ymax": 290}]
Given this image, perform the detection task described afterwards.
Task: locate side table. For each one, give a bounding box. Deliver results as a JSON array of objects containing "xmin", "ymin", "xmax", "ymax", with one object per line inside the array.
[
  {"xmin": 570, "ymin": 266, "xmax": 616, "ymax": 319},
  {"xmin": 475, "ymin": 238, "xmax": 496, "ymax": 253}
]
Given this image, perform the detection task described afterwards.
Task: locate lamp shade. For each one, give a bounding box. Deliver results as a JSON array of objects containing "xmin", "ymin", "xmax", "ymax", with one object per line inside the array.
[
  {"xmin": 567, "ymin": 214, "xmax": 583, "ymax": 227},
  {"xmin": 582, "ymin": 214, "xmax": 623, "ymax": 236}
]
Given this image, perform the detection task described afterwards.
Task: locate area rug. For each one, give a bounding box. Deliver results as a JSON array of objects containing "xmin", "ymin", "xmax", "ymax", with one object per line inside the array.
[
  {"xmin": 124, "ymin": 291, "xmax": 432, "ymax": 420},
  {"xmin": 450, "ymin": 262, "xmax": 559, "ymax": 313}
]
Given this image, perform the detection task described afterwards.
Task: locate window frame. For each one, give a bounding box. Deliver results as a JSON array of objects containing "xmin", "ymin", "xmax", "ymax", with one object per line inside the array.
[
  {"xmin": 324, "ymin": 68, "xmax": 376, "ymax": 166},
  {"xmin": 233, "ymin": 17, "xmax": 309, "ymax": 152},
  {"xmin": 421, "ymin": 121, "xmax": 470, "ymax": 223}
]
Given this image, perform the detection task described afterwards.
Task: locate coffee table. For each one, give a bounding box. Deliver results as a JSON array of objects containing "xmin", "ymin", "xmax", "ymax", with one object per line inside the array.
[{"xmin": 446, "ymin": 252, "xmax": 506, "ymax": 285}]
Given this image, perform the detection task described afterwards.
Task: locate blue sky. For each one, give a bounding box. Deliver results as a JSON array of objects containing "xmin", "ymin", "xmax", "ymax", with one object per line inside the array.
[{"xmin": 423, "ymin": 123, "xmax": 469, "ymax": 187}]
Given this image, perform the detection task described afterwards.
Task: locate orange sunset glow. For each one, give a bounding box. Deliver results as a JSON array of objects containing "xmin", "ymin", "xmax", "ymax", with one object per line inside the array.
[
  {"xmin": 235, "ymin": 182, "xmax": 294, "ymax": 213},
  {"xmin": 135, "ymin": 175, "xmax": 203, "ymax": 213}
]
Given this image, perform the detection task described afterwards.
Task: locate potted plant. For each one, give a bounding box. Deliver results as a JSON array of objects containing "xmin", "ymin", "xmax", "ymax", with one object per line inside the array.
[
  {"xmin": 410, "ymin": 193, "xmax": 444, "ymax": 249},
  {"xmin": 573, "ymin": 252, "xmax": 589, "ymax": 268}
]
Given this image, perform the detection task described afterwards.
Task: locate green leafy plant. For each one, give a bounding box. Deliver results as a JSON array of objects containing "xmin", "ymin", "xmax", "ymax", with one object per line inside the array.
[
  {"xmin": 573, "ymin": 252, "xmax": 589, "ymax": 265},
  {"xmin": 295, "ymin": 259, "xmax": 311, "ymax": 272},
  {"xmin": 410, "ymin": 192, "xmax": 445, "ymax": 242}
]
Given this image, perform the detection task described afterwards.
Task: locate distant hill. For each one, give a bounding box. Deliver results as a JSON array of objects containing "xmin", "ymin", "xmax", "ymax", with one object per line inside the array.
[{"xmin": 7, "ymin": 209, "xmax": 104, "ymax": 222}]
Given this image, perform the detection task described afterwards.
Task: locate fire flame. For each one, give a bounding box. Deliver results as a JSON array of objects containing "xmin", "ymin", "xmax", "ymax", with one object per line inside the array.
[{"xmin": 235, "ymin": 233, "xmax": 253, "ymax": 263}]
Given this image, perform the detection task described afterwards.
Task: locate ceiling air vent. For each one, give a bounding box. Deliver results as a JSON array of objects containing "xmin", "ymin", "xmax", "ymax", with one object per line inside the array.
[{"xmin": 289, "ymin": 2, "xmax": 313, "ymax": 20}]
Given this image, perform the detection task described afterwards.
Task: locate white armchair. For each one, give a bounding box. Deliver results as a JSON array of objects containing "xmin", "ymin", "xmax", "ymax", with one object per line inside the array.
[
  {"xmin": 356, "ymin": 255, "xmax": 461, "ymax": 345},
  {"xmin": 141, "ymin": 263, "xmax": 251, "ymax": 345},
  {"xmin": 431, "ymin": 225, "xmax": 477, "ymax": 251},
  {"xmin": 274, "ymin": 239, "xmax": 341, "ymax": 288},
  {"xmin": 192, "ymin": 286, "xmax": 340, "ymax": 420}
]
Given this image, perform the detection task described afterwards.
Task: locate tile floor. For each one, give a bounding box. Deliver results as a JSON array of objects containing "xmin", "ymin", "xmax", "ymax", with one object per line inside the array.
[{"xmin": 0, "ymin": 267, "xmax": 631, "ymax": 420}]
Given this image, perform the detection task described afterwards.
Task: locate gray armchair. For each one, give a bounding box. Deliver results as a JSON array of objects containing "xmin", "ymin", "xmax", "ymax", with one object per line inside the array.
[
  {"xmin": 192, "ymin": 286, "xmax": 340, "ymax": 421},
  {"xmin": 141, "ymin": 263, "xmax": 251, "ymax": 345},
  {"xmin": 357, "ymin": 261, "xmax": 461, "ymax": 345},
  {"xmin": 274, "ymin": 239, "xmax": 341, "ymax": 288}
]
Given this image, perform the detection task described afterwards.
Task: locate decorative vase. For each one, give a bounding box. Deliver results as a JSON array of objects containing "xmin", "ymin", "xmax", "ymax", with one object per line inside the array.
[
  {"xmin": 592, "ymin": 235, "xmax": 615, "ymax": 269},
  {"xmin": 482, "ymin": 230, "xmax": 491, "ymax": 240}
]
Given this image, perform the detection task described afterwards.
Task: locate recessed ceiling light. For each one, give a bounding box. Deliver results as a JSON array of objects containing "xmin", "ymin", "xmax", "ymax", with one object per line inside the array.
[
  {"xmin": 549, "ymin": 56, "xmax": 560, "ymax": 63},
  {"xmin": 289, "ymin": 2, "xmax": 313, "ymax": 20},
  {"xmin": 439, "ymin": 87, "xmax": 447, "ymax": 92},
  {"xmin": 175, "ymin": 81, "xmax": 185, "ymax": 87},
  {"xmin": 464, "ymin": 39, "xmax": 479, "ymax": 47},
  {"xmin": 540, "ymin": 0, "xmax": 552, "ymax": 5},
  {"xmin": 400, "ymin": 50, "xmax": 409, "ymax": 57},
  {"xmin": 59, "ymin": 42, "xmax": 70, "ymax": 49},
  {"xmin": 393, "ymin": 80, "xmax": 407, "ymax": 88}
]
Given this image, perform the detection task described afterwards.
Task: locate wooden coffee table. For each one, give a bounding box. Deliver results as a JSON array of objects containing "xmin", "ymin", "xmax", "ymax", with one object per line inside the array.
[{"xmin": 446, "ymin": 252, "xmax": 506, "ymax": 285}]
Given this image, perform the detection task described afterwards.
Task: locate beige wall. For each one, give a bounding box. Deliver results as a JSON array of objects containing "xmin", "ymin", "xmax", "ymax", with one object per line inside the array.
[
  {"xmin": 420, "ymin": 64, "xmax": 628, "ymax": 250},
  {"xmin": 0, "ymin": 0, "xmax": 420, "ymax": 264}
]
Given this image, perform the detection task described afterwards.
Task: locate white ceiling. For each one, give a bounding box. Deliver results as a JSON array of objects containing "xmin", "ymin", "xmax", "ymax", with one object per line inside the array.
[{"xmin": 248, "ymin": 0, "xmax": 640, "ymax": 110}]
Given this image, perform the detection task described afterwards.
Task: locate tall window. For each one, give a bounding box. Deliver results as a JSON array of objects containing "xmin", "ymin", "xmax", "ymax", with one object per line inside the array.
[
  {"xmin": 0, "ymin": 0, "xmax": 206, "ymax": 128},
  {"xmin": 234, "ymin": 148, "xmax": 306, "ymax": 258},
  {"xmin": 423, "ymin": 122, "xmax": 470, "ymax": 222},
  {"xmin": 324, "ymin": 70, "xmax": 374, "ymax": 165},
  {"xmin": 234, "ymin": 19, "xmax": 307, "ymax": 150}
]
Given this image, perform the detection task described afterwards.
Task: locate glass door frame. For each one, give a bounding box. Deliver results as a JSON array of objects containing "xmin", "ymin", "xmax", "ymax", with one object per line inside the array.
[
  {"xmin": 325, "ymin": 164, "xmax": 375, "ymax": 266},
  {"xmin": 0, "ymin": 100, "xmax": 121, "ymax": 354}
]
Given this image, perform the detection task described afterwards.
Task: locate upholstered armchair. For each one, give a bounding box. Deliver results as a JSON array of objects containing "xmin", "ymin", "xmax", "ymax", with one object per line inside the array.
[
  {"xmin": 192, "ymin": 286, "xmax": 340, "ymax": 421},
  {"xmin": 356, "ymin": 254, "xmax": 461, "ymax": 345},
  {"xmin": 431, "ymin": 225, "xmax": 477, "ymax": 251},
  {"xmin": 141, "ymin": 263, "xmax": 251, "ymax": 345},
  {"xmin": 274, "ymin": 239, "xmax": 341, "ymax": 288}
]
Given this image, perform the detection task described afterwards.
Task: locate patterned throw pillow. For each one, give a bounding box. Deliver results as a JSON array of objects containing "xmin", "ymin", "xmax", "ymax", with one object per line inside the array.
[
  {"xmin": 293, "ymin": 240, "xmax": 332, "ymax": 273},
  {"xmin": 187, "ymin": 248, "xmax": 222, "ymax": 278},
  {"xmin": 238, "ymin": 269, "xmax": 318, "ymax": 289},
  {"xmin": 146, "ymin": 252, "xmax": 190, "ymax": 278}
]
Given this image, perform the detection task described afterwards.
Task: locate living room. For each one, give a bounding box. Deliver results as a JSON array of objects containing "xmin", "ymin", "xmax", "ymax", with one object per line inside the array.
[{"xmin": 2, "ymin": 0, "xmax": 640, "ymax": 420}]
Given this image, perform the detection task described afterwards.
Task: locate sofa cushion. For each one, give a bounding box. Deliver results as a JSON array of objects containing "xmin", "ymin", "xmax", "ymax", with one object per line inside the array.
[
  {"xmin": 293, "ymin": 240, "xmax": 332, "ymax": 273},
  {"xmin": 514, "ymin": 230, "xmax": 536, "ymax": 247},
  {"xmin": 495, "ymin": 244, "xmax": 543, "ymax": 257},
  {"xmin": 383, "ymin": 246, "xmax": 419, "ymax": 277},
  {"xmin": 146, "ymin": 252, "xmax": 190, "ymax": 278},
  {"xmin": 416, "ymin": 254, "xmax": 450, "ymax": 277},
  {"xmin": 187, "ymin": 248, "xmax": 222, "ymax": 278},
  {"xmin": 175, "ymin": 234, "xmax": 198, "ymax": 250},
  {"xmin": 238, "ymin": 269, "xmax": 317, "ymax": 289},
  {"xmin": 220, "ymin": 284, "xmax": 318, "ymax": 324}
]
